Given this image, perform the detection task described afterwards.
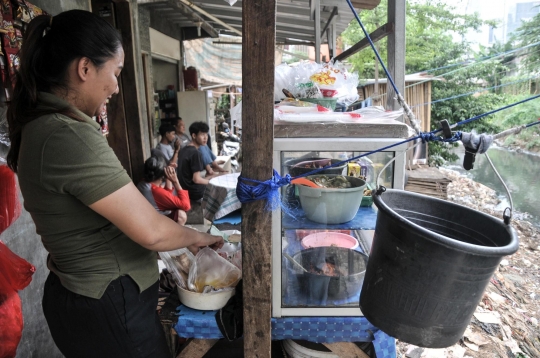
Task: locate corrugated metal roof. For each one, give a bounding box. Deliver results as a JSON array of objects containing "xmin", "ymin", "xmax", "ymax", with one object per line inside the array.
[{"xmin": 138, "ymin": 0, "xmax": 381, "ymax": 44}]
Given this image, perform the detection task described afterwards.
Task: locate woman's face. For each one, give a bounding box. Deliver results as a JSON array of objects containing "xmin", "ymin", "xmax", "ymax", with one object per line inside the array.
[{"xmin": 87, "ymin": 48, "xmax": 124, "ymax": 117}]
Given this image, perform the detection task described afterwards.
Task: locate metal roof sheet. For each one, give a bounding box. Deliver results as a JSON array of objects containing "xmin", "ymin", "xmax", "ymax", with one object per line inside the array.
[{"xmin": 138, "ymin": 0, "xmax": 381, "ymax": 44}]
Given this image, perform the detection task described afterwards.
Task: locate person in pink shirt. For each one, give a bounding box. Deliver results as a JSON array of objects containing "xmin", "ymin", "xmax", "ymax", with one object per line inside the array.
[{"xmin": 137, "ymin": 155, "xmax": 191, "ymax": 225}]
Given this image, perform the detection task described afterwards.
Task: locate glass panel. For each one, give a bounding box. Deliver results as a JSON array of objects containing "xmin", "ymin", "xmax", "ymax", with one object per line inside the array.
[{"xmin": 280, "ymin": 150, "xmax": 395, "ymax": 308}]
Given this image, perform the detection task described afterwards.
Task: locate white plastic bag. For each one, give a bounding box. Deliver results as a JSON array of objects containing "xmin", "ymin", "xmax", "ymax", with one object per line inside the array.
[
  {"xmin": 158, "ymin": 248, "xmax": 195, "ymax": 289},
  {"xmin": 188, "ymin": 247, "xmax": 242, "ymax": 293},
  {"xmin": 310, "ymin": 60, "xmax": 359, "ymax": 106},
  {"xmin": 274, "ymin": 63, "xmax": 294, "ymax": 102}
]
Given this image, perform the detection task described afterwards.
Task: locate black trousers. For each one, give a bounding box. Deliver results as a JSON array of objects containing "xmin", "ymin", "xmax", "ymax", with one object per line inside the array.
[{"xmin": 42, "ymin": 272, "xmax": 170, "ymax": 358}]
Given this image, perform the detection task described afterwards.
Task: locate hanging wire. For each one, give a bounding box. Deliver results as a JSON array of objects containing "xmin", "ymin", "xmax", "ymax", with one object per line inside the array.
[
  {"xmin": 417, "ymin": 40, "xmax": 540, "ymax": 75},
  {"xmin": 412, "ymin": 75, "xmax": 540, "ymax": 108}
]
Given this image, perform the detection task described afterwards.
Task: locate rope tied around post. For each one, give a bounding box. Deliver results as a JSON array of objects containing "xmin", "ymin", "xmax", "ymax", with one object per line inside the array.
[{"xmin": 236, "ymin": 170, "xmax": 291, "ymax": 211}]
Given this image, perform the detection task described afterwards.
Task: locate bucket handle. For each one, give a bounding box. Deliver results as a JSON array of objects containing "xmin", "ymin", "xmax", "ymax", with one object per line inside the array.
[
  {"xmin": 375, "ymin": 185, "xmax": 386, "ymax": 196},
  {"xmin": 485, "ymin": 153, "xmax": 513, "ymax": 226}
]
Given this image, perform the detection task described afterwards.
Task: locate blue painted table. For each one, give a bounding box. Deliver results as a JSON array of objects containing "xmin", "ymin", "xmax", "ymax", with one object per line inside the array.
[{"xmin": 174, "ymin": 305, "xmax": 396, "ymax": 357}]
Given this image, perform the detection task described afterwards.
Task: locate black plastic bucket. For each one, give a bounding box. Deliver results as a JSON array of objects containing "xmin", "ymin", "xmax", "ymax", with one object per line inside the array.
[{"xmin": 360, "ymin": 189, "xmax": 518, "ymax": 348}]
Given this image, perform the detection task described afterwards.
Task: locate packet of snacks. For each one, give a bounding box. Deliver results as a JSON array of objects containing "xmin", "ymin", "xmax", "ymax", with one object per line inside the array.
[{"xmin": 309, "ymin": 60, "xmax": 359, "ymax": 106}]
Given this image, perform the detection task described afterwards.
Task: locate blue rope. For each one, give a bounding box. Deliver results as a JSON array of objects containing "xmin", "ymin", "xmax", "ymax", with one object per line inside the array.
[
  {"xmin": 344, "ymin": 0, "xmax": 401, "ymax": 97},
  {"xmin": 442, "ymin": 93, "xmax": 540, "ymax": 130},
  {"xmin": 236, "ymin": 169, "xmax": 292, "ymax": 211}
]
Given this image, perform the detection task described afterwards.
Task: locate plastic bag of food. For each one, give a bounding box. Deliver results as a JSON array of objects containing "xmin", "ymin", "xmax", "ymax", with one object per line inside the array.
[
  {"xmin": 290, "ymin": 61, "xmax": 323, "ymax": 99},
  {"xmin": 188, "ymin": 247, "xmax": 241, "ymax": 293},
  {"xmin": 158, "ymin": 248, "xmax": 195, "ymax": 289},
  {"xmin": 274, "ymin": 63, "xmax": 294, "ymax": 102},
  {"xmin": 309, "ymin": 61, "xmax": 359, "ymax": 106}
]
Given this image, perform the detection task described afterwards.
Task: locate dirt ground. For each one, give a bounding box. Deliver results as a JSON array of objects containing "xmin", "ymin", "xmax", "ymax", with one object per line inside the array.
[{"xmin": 396, "ymin": 168, "xmax": 540, "ymax": 358}]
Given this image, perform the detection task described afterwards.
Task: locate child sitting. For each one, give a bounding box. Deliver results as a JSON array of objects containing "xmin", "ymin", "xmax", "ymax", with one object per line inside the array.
[{"xmin": 137, "ymin": 155, "xmax": 190, "ymax": 225}]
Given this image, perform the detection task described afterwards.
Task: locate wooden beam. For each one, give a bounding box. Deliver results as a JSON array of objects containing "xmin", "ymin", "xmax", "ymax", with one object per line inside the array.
[
  {"xmin": 242, "ymin": 0, "xmax": 276, "ymax": 356},
  {"xmin": 314, "ymin": 0, "xmax": 321, "ymax": 63},
  {"xmin": 115, "ymin": 1, "xmax": 147, "ymax": 184},
  {"xmin": 150, "ymin": 0, "xmax": 219, "ymax": 37},
  {"xmin": 92, "ymin": 0, "xmax": 132, "ymax": 176},
  {"xmin": 386, "ymin": 0, "xmax": 405, "ymax": 112},
  {"xmin": 106, "ymin": 74, "xmax": 132, "ymax": 176},
  {"xmin": 137, "ymin": 0, "xmax": 166, "ymax": 3},
  {"xmin": 320, "ymin": 6, "xmax": 338, "ymax": 38},
  {"xmin": 333, "ymin": 22, "xmax": 393, "ymax": 62},
  {"xmin": 176, "ymin": 339, "xmax": 219, "ymax": 357},
  {"xmin": 323, "ymin": 342, "xmax": 370, "ymax": 358}
]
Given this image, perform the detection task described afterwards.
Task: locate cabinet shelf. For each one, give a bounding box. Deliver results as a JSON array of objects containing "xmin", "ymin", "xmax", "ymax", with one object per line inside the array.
[
  {"xmin": 282, "ymin": 206, "xmax": 377, "ymax": 230},
  {"xmin": 272, "ymin": 136, "xmax": 408, "ymax": 317}
]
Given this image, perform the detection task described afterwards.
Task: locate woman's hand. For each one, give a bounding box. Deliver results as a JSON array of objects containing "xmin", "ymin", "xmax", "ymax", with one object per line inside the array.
[{"xmin": 187, "ymin": 234, "xmax": 224, "ymax": 255}]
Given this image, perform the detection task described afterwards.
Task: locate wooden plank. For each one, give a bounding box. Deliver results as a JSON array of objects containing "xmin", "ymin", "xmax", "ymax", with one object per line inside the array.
[
  {"xmin": 92, "ymin": 0, "xmax": 131, "ymax": 176},
  {"xmin": 106, "ymin": 67, "xmax": 133, "ymax": 176},
  {"xmin": 314, "ymin": 0, "xmax": 321, "ymax": 63},
  {"xmin": 242, "ymin": 0, "xmax": 276, "ymax": 356},
  {"xmin": 141, "ymin": 52, "xmax": 156, "ymax": 149},
  {"xmin": 115, "ymin": 1, "xmax": 147, "ymax": 184},
  {"xmin": 386, "ymin": 0, "xmax": 405, "ymax": 112},
  {"xmin": 334, "ymin": 23, "xmax": 393, "ymax": 62},
  {"xmin": 322, "ymin": 342, "xmax": 370, "ymax": 358},
  {"xmin": 176, "ymin": 339, "xmax": 219, "ymax": 358}
]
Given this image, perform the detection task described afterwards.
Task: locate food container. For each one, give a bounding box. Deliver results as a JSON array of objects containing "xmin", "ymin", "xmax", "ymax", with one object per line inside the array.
[
  {"xmin": 291, "ymin": 247, "xmax": 368, "ymax": 301},
  {"xmin": 298, "ymin": 97, "xmax": 337, "ymax": 111},
  {"xmin": 177, "ymin": 286, "xmax": 235, "ymax": 311},
  {"xmin": 297, "ymin": 175, "xmax": 366, "ymax": 224},
  {"xmin": 301, "ymin": 232, "xmax": 359, "ymax": 250},
  {"xmin": 360, "ymin": 183, "xmax": 374, "ymax": 207},
  {"xmin": 285, "ymin": 157, "xmax": 347, "ymax": 177}
]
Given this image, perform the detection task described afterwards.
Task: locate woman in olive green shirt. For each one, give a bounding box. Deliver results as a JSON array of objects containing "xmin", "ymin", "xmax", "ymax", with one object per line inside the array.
[{"xmin": 6, "ymin": 10, "xmax": 223, "ymax": 358}]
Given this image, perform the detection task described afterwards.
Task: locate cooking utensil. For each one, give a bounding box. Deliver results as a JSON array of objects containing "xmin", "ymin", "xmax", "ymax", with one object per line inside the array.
[
  {"xmin": 283, "ymin": 252, "xmax": 308, "ymax": 273},
  {"xmin": 282, "ymin": 88, "xmax": 296, "ymax": 99},
  {"xmin": 291, "ymin": 178, "xmax": 320, "ymax": 188}
]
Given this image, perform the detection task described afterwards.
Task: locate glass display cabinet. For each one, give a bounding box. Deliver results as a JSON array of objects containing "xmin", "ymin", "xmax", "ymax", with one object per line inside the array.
[{"xmin": 271, "ymin": 134, "xmax": 408, "ymax": 317}]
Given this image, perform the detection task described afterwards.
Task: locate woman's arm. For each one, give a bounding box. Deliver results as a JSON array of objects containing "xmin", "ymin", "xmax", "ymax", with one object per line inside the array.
[{"xmin": 89, "ymin": 182, "xmax": 223, "ymax": 252}]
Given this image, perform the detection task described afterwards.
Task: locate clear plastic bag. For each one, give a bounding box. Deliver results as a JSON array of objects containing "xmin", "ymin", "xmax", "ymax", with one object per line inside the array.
[
  {"xmin": 310, "ymin": 60, "xmax": 359, "ymax": 106},
  {"xmin": 291, "ymin": 62, "xmax": 323, "ymax": 99},
  {"xmin": 274, "ymin": 63, "xmax": 294, "ymax": 102},
  {"xmin": 158, "ymin": 248, "xmax": 195, "ymax": 289},
  {"xmin": 188, "ymin": 247, "xmax": 242, "ymax": 293}
]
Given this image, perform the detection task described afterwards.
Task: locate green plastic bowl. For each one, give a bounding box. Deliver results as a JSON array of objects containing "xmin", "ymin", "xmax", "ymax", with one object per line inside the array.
[{"xmin": 299, "ymin": 97, "xmax": 337, "ymax": 111}]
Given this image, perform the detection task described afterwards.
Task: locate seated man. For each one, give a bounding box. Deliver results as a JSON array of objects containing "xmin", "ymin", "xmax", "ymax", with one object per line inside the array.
[
  {"xmin": 177, "ymin": 121, "xmax": 221, "ymax": 201},
  {"xmin": 199, "ymin": 133, "xmax": 227, "ymax": 175},
  {"xmin": 170, "ymin": 117, "xmax": 191, "ymax": 150},
  {"xmin": 155, "ymin": 123, "xmax": 180, "ymax": 165},
  {"xmin": 137, "ymin": 155, "xmax": 190, "ymax": 225}
]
